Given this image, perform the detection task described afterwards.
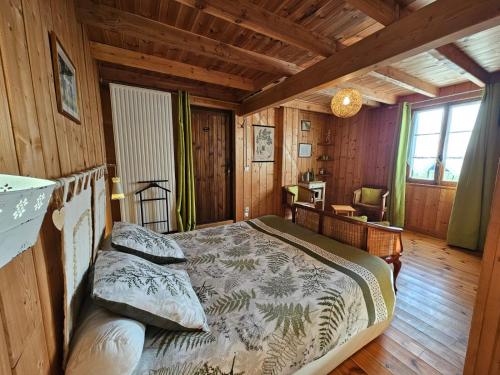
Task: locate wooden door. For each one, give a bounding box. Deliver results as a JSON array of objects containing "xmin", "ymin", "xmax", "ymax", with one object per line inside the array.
[{"xmin": 192, "ymin": 107, "xmax": 233, "ymax": 224}]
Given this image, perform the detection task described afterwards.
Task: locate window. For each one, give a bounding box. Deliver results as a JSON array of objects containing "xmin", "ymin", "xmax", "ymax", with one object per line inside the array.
[{"xmin": 408, "ymin": 100, "xmax": 481, "ymax": 184}]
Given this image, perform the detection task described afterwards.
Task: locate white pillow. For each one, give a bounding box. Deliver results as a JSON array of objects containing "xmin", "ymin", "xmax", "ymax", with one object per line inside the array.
[
  {"xmin": 66, "ymin": 301, "xmax": 145, "ymax": 375},
  {"xmin": 111, "ymin": 222, "xmax": 185, "ymax": 264},
  {"xmin": 92, "ymin": 250, "xmax": 209, "ymax": 331}
]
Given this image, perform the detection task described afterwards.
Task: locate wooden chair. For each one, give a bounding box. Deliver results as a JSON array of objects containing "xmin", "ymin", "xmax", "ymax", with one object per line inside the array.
[
  {"xmin": 282, "ymin": 185, "xmax": 316, "ymax": 215},
  {"xmin": 353, "ymin": 186, "xmax": 389, "ymax": 221}
]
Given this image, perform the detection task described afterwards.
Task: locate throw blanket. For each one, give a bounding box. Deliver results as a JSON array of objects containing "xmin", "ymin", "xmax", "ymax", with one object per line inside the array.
[{"xmin": 133, "ymin": 216, "xmax": 394, "ymax": 375}]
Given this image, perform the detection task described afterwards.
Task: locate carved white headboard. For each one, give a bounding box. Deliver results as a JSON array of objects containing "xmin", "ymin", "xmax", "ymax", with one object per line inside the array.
[{"xmin": 54, "ymin": 165, "xmax": 107, "ymax": 365}]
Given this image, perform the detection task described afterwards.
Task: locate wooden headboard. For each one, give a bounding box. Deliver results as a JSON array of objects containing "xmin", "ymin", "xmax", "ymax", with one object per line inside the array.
[
  {"xmin": 291, "ymin": 204, "xmax": 403, "ymax": 258},
  {"xmin": 55, "ymin": 165, "xmax": 107, "ymax": 365}
]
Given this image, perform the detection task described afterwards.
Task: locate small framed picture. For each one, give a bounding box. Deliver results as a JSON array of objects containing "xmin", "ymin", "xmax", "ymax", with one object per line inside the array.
[
  {"xmin": 50, "ymin": 31, "xmax": 80, "ymax": 123},
  {"xmin": 301, "ymin": 120, "xmax": 311, "ymax": 131},
  {"xmin": 253, "ymin": 125, "xmax": 275, "ymax": 162},
  {"xmin": 298, "ymin": 143, "xmax": 312, "ymax": 158}
]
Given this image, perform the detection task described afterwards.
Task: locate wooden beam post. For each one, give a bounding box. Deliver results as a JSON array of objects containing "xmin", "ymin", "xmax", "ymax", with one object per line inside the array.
[
  {"xmin": 239, "ymin": 0, "xmax": 500, "ymax": 115},
  {"xmin": 432, "ymin": 44, "xmax": 491, "ymax": 87},
  {"xmin": 90, "ymin": 42, "xmax": 256, "ymax": 91},
  {"xmin": 369, "ymin": 66, "xmax": 439, "ymax": 97},
  {"xmin": 77, "ymin": 1, "xmax": 301, "ymax": 76},
  {"xmin": 347, "ymin": 0, "xmax": 491, "ymax": 87},
  {"xmin": 173, "ymin": 0, "xmax": 338, "ymax": 57}
]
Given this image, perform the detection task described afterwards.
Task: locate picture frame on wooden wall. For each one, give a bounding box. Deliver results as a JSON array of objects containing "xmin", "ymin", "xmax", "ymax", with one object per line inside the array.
[
  {"xmin": 253, "ymin": 125, "xmax": 275, "ymax": 162},
  {"xmin": 301, "ymin": 120, "xmax": 311, "ymax": 131},
  {"xmin": 298, "ymin": 143, "xmax": 312, "ymax": 158},
  {"xmin": 50, "ymin": 31, "xmax": 81, "ymax": 124}
]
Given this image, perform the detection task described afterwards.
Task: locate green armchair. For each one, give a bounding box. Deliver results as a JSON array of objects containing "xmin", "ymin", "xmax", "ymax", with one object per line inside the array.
[{"xmin": 353, "ymin": 186, "xmax": 389, "ymax": 221}]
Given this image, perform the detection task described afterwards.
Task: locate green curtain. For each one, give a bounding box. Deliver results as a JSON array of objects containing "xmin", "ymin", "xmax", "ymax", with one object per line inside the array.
[
  {"xmin": 176, "ymin": 91, "xmax": 196, "ymax": 232},
  {"xmin": 387, "ymin": 102, "xmax": 412, "ymax": 228},
  {"xmin": 447, "ymin": 82, "xmax": 500, "ymax": 251}
]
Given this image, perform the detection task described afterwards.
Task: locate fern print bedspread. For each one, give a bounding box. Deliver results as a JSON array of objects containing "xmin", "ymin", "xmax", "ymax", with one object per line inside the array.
[{"xmin": 133, "ymin": 215, "xmax": 395, "ymax": 375}]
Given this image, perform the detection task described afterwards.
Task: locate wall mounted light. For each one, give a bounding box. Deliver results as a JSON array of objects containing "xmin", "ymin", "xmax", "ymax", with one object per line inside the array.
[{"xmin": 111, "ymin": 177, "xmax": 125, "ymax": 200}]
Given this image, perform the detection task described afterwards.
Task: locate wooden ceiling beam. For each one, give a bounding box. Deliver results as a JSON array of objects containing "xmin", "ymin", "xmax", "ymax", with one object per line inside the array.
[
  {"xmin": 239, "ymin": 0, "xmax": 500, "ymax": 115},
  {"xmin": 347, "ymin": 0, "xmax": 491, "ymax": 87},
  {"xmin": 173, "ymin": 0, "xmax": 337, "ymax": 57},
  {"xmin": 345, "ymin": 0, "xmax": 403, "ymax": 25},
  {"xmin": 98, "ymin": 65, "xmax": 241, "ymax": 102},
  {"xmin": 90, "ymin": 42, "xmax": 256, "ymax": 91},
  {"xmin": 282, "ymin": 100, "xmax": 333, "ymax": 115},
  {"xmin": 432, "ymin": 44, "xmax": 491, "ymax": 87},
  {"xmin": 77, "ymin": 1, "xmax": 301, "ymax": 76},
  {"xmin": 368, "ymin": 66, "xmax": 439, "ymax": 97},
  {"xmin": 319, "ymin": 84, "xmax": 396, "ymax": 104}
]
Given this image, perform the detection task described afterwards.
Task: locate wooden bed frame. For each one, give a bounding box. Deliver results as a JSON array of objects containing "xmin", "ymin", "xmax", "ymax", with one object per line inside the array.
[{"xmin": 291, "ymin": 203, "xmax": 403, "ymax": 289}]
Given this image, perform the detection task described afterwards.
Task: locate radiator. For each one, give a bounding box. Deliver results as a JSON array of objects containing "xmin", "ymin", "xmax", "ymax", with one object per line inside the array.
[{"xmin": 110, "ymin": 84, "xmax": 177, "ymax": 232}]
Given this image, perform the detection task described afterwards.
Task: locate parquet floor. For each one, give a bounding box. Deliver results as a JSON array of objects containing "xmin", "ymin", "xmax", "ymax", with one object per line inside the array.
[{"xmin": 330, "ymin": 231, "xmax": 482, "ymax": 375}]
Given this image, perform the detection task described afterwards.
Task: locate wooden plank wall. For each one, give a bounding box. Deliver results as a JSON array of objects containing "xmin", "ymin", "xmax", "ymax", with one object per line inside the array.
[
  {"xmin": 280, "ymin": 107, "xmax": 335, "ymax": 205},
  {"xmin": 405, "ymin": 184, "xmax": 457, "ymax": 239},
  {"xmin": 0, "ymin": 0, "xmax": 107, "ymax": 373},
  {"xmin": 235, "ymin": 108, "xmax": 283, "ymax": 220},
  {"xmin": 326, "ymin": 106, "xmax": 399, "ymax": 206},
  {"xmin": 464, "ymin": 163, "xmax": 500, "ymax": 375}
]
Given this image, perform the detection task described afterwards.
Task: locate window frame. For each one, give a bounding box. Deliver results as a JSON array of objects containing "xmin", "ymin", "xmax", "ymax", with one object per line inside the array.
[{"xmin": 407, "ymin": 98, "xmax": 480, "ymax": 187}]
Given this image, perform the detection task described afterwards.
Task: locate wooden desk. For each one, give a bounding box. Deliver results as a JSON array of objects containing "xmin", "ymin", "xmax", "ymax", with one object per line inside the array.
[{"xmin": 331, "ymin": 204, "xmax": 356, "ymax": 216}]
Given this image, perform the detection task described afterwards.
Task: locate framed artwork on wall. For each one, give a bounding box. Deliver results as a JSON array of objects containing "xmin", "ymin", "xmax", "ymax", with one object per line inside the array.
[
  {"xmin": 301, "ymin": 120, "xmax": 311, "ymax": 131},
  {"xmin": 253, "ymin": 125, "xmax": 275, "ymax": 162},
  {"xmin": 298, "ymin": 143, "xmax": 312, "ymax": 158},
  {"xmin": 50, "ymin": 31, "xmax": 81, "ymax": 124}
]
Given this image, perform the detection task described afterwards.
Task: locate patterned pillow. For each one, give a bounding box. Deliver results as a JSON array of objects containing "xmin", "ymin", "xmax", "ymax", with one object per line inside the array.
[
  {"xmin": 91, "ymin": 250, "xmax": 209, "ymax": 332},
  {"xmin": 111, "ymin": 222, "xmax": 185, "ymax": 264}
]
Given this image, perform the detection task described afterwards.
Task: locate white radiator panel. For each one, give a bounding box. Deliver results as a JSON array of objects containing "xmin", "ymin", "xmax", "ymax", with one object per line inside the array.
[{"xmin": 110, "ymin": 84, "xmax": 177, "ymax": 232}]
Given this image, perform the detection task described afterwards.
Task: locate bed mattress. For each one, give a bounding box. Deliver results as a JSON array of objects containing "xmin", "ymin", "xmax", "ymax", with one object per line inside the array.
[{"xmin": 132, "ymin": 216, "xmax": 395, "ymax": 375}]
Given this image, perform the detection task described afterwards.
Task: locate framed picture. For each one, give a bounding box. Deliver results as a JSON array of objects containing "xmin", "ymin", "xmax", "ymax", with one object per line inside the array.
[
  {"xmin": 301, "ymin": 119, "xmax": 311, "ymax": 131},
  {"xmin": 298, "ymin": 143, "xmax": 312, "ymax": 158},
  {"xmin": 50, "ymin": 32, "xmax": 80, "ymax": 123},
  {"xmin": 253, "ymin": 125, "xmax": 275, "ymax": 162}
]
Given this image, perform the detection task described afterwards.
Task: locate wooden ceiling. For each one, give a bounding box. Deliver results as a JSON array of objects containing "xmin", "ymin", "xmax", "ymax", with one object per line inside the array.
[{"xmin": 82, "ymin": 0, "xmax": 500, "ymax": 112}]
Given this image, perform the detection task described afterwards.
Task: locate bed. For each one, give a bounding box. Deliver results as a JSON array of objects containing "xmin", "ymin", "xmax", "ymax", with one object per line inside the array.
[
  {"xmin": 131, "ymin": 213, "xmax": 398, "ymax": 375},
  {"xmin": 60, "ymin": 171, "xmax": 401, "ymax": 375}
]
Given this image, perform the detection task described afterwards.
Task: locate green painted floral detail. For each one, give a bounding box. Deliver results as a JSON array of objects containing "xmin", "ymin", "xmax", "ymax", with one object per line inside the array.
[
  {"xmin": 206, "ymin": 289, "xmax": 256, "ymax": 315},
  {"xmin": 256, "ymin": 302, "xmax": 311, "ymax": 337},
  {"xmin": 220, "ymin": 258, "xmax": 259, "ymax": 271},
  {"xmin": 261, "ymin": 328, "xmax": 304, "ymax": 375},
  {"xmin": 197, "ymin": 236, "xmax": 225, "ymax": 245},
  {"xmin": 223, "ymin": 243, "xmax": 252, "ymax": 257},
  {"xmin": 298, "ymin": 265, "xmax": 332, "ymax": 296},
  {"xmin": 259, "ymin": 267, "xmax": 298, "ymax": 298},
  {"xmin": 265, "ymin": 251, "xmax": 289, "ymax": 273},
  {"xmin": 317, "ymin": 288, "xmax": 346, "ymax": 351},
  {"xmin": 151, "ymin": 330, "xmax": 216, "ymax": 356},
  {"xmin": 97, "ymin": 261, "xmax": 188, "ymax": 296},
  {"xmin": 189, "ymin": 253, "xmax": 219, "ymax": 265}
]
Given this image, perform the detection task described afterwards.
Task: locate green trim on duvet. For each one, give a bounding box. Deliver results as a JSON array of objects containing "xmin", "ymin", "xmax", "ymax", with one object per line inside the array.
[{"xmin": 253, "ymin": 215, "xmax": 395, "ymax": 317}]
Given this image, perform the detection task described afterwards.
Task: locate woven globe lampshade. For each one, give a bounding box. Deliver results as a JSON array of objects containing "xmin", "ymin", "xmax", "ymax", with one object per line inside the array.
[{"xmin": 331, "ymin": 88, "xmax": 363, "ymax": 118}]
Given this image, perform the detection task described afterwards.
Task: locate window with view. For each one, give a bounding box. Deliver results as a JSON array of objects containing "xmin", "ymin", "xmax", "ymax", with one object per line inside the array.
[{"xmin": 408, "ymin": 100, "xmax": 481, "ymax": 184}]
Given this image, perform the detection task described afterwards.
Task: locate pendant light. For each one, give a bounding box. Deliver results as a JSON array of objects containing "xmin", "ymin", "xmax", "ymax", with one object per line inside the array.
[{"xmin": 331, "ymin": 88, "xmax": 363, "ymax": 118}]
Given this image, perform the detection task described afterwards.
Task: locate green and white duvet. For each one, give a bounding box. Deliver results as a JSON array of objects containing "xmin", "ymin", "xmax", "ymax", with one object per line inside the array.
[{"xmin": 133, "ymin": 216, "xmax": 395, "ymax": 375}]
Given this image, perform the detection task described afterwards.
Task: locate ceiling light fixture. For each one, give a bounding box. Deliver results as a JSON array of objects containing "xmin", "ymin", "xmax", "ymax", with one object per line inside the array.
[{"xmin": 331, "ymin": 88, "xmax": 363, "ymax": 118}]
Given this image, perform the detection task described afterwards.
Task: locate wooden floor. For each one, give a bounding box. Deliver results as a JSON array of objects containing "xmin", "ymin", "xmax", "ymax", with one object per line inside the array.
[{"xmin": 330, "ymin": 231, "xmax": 482, "ymax": 375}]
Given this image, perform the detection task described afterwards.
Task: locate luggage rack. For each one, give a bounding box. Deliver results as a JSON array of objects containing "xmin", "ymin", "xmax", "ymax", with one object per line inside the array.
[{"xmin": 135, "ymin": 179, "xmax": 172, "ymax": 233}]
